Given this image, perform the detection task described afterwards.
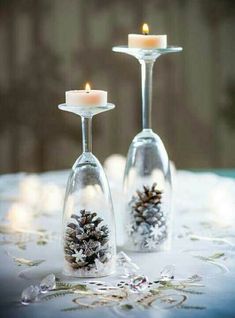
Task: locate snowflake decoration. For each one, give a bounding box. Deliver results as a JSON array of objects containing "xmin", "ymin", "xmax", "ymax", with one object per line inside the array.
[
  {"xmin": 144, "ymin": 238, "xmax": 157, "ymax": 250},
  {"xmin": 149, "ymin": 225, "xmax": 160, "ymax": 240},
  {"xmin": 72, "ymin": 249, "xmax": 85, "ymax": 263}
]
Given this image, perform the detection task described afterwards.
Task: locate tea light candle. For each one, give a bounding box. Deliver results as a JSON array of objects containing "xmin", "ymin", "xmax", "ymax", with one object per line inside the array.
[
  {"xmin": 128, "ymin": 23, "xmax": 167, "ymax": 49},
  {"xmin": 66, "ymin": 83, "xmax": 107, "ymax": 107}
]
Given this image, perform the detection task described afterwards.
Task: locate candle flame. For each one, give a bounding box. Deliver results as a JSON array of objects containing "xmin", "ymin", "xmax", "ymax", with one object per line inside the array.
[
  {"xmin": 142, "ymin": 23, "xmax": 149, "ymax": 35},
  {"xmin": 85, "ymin": 82, "xmax": 91, "ymax": 93}
]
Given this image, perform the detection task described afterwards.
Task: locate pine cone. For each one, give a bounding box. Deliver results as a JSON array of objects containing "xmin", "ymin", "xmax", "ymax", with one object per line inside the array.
[
  {"xmin": 129, "ymin": 183, "xmax": 168, "ymax": 249},
  {"xmin": 64, "ymin": 209, "xmax": 111, "ymax": 271}
]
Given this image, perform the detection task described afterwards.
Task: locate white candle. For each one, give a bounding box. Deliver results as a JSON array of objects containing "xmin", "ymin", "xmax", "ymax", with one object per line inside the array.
[
  {"xmin": 128, "ymin": 23, "xmax": 167, "ymax": 49},
  {"xmin": 66, "ymin": 83, "xmax": 107, "ymax": 107}
]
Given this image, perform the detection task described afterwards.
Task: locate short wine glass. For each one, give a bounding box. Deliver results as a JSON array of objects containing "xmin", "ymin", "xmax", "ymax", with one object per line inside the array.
[{"xmin": 58, "ymin": 103, "xmax": 116, "ymax": 277}]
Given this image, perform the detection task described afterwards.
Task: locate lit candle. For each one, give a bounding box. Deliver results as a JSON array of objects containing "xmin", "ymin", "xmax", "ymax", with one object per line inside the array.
[
  {"xmin": 66, "ymin": 83, "xmax": 107, "ymax": 107},
  {"xmin": 128, "ymin": 23, "xmax": 167, "ymax": 49}
]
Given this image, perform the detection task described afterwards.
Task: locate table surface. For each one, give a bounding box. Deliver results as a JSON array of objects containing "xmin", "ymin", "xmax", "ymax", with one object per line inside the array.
[{"xmin": 0, "ymin": 168, "xmax": 235, "ymax": 318}]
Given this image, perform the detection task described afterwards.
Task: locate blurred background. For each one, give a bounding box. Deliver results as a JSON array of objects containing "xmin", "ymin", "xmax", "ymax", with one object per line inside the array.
[{"xmin": 0, "ymin": 0, "xmax": 235, "ymax": 174}]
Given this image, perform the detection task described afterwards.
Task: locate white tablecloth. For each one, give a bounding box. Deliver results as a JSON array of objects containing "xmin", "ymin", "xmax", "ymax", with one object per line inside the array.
[{"xmin": 0, "ymin": 166, "xmax": 235, "ymax": 318}]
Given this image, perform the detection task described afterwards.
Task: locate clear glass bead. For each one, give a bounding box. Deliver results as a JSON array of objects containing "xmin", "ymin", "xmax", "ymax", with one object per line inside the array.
[
  {"xmin": 160, "ymin": 265, "xmax": 175, "ymax": 281},
  {"xmin": 130, "ymin": 275, "xmax": 149, "ymax": 292},
  {"xmin": 116, "ymin": 251, "xmax": 139, "ymax": 277},
  {"xmin": 40, "ymin": 273, "xmax": 56, "ymax": 293},
  {"xmin": 21, "ymin": 285, "xmax": 40, "ymax": 305}
]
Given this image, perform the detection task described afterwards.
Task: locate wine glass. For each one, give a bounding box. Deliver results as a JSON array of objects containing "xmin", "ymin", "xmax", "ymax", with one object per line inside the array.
[
  {"xmin": 112, "ymin": 46, "xmax": 182, "ymax": 252},
  {"xmin": 58, "ymin": 103, "xmax": 116, "ymax": 277}
]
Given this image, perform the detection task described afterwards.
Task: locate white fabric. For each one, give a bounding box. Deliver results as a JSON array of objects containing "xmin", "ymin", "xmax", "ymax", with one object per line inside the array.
[{"xmin": 0, "ymin": 165, "xmax": 235, "ymax": 317}]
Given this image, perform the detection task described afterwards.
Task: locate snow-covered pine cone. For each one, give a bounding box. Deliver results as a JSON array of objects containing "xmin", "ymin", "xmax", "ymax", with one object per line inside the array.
[
  {"xmin": 129, "ymin": 183, "xmax": 168, "ymax": 249},
  {"xmin": 64, "ymin": 209, "xmax": 110, "ymax": 271}
]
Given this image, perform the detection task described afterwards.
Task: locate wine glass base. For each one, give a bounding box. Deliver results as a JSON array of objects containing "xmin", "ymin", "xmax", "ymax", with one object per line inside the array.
[
  {"xmin": 112, "ymin": 45, "xmax": 182, "ymax": 60},
  {"xmin": 58, "ymin": 103, "xmax": 115, "ymax": 117}
]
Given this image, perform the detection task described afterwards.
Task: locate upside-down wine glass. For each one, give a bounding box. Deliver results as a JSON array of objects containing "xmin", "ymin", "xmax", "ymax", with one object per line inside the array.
[
  {"xmin": 112, "ymin": 44, "xmax": 182, "ymax": 252},
  {"xmin": 58, "ymin": 101, "xmax": 116, "ymax": 277}
]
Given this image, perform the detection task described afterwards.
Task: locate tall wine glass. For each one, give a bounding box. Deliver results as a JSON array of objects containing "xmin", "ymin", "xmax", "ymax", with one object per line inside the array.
[
  {"xmin": 112, "ymin": 46, "xmax": 182, "ymax": 252},
  {"xmin": 58, "ymin": 103, "xmax": 116, "ymax": 277}
]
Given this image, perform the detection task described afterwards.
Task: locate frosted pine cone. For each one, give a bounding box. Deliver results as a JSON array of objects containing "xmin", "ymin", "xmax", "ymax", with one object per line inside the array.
[
  {"xmin": 129, "ymin": 183, "xmax": 167, "ymax": 250},
  {"xmin": 64, "ymin": 209, "xmax": 111, "ymax": 272}
]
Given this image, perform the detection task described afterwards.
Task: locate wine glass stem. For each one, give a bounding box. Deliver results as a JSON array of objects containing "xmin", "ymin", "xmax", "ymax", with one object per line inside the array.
[
  {"xmin": 140, "ymin": 59, "xmax": 154, "ymax": 130},
  {"xmin": 81, "ymin": 116, "xmax": 92, "ymax": 153}
]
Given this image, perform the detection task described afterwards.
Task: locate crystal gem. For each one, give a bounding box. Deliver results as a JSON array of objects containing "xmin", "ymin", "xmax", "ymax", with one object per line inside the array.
[
  {"xmin": 116, "ymin": 251, "xmax": 132, "ymax": 264},
  {"xmin": 40, "ymin": 273, "xmax": 56, "ymax": 293},
  {"xmin": 160, "ymin": 265, "xmax": 175, "ymax": 281},
  {"xmin": 130, "ymin": 275, "xmax": 149, "ymax": 292},
  {"xmin": 123, "ymin": 262, "xmax": 140, "ymax": 278},
  {"xmin": 116, "ymin": 251, "xmax": 140, "ymax": 277},
  {"xmin": 21, "ymin": 285, "xmax": 40, "ymax": 305}
]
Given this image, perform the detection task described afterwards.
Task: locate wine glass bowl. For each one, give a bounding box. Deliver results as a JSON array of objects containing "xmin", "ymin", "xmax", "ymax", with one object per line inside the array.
[{"xmin": 123, "ymin": 129, "xmax": 172, "ymax": 251}]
